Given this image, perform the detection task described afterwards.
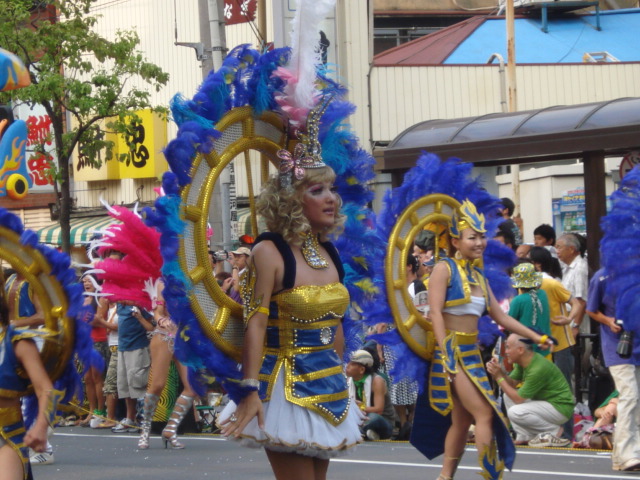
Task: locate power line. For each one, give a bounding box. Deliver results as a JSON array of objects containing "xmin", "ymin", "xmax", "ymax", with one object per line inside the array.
[{"xmin": 231, "ymin": 0, "xmax": 264, "ymax": 48}]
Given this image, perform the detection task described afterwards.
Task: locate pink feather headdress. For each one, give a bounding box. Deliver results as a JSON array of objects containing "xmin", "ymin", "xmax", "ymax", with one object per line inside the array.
[{"xmin": 86, "ymin": 204, "xmax": 162, "ymax": 311}]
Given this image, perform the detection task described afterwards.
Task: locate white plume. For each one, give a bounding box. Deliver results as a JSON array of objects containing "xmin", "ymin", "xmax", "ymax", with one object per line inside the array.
[{"xmin": 288, "ymin": 0, "xmax": 336, "ymax": 110}]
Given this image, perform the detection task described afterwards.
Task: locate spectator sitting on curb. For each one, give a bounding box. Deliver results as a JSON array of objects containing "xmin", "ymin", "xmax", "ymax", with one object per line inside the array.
[{"xmin": 346, "ymin": 350, "xmax": 396, "ymax": 441}]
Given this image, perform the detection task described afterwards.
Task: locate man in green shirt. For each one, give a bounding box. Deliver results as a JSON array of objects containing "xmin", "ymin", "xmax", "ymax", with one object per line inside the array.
[{"xmin": 487, "ymin": 333, "xmax": 574, "ymax": 447}]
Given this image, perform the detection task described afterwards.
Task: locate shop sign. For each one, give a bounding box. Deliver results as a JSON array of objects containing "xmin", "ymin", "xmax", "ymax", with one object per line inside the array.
[
  {"xmin": 223, "ymin": 0, "xmax": 256, "ymax": 26},
  {"xmin": 73, "ymin": 110, "xmax": 167, "ymax": 181}
]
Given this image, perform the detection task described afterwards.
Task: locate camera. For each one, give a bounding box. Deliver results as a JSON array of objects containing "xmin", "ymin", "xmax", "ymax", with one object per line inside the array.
[
  {"xmin": 615, "ymin": 319, "xmax": 634, "ymax": 359},
  {"xmin": 209, "ymin": 250, "xmax": 228, "ymax": 261}
]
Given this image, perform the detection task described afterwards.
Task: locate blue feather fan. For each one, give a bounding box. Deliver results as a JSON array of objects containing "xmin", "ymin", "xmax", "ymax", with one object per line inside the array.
[
  {"xmin": 370, "ymin": 153, "xmax": 515, "ymax": 389},
  {"xmin": 149, "ymin": 46, "xmax": 385, "ymax": 400}
]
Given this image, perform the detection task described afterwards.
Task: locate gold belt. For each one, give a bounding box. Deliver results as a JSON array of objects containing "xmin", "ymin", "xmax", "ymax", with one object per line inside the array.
[{"xmin": 0, "ymin": 405, "xmax": 22, "ymax": 425}]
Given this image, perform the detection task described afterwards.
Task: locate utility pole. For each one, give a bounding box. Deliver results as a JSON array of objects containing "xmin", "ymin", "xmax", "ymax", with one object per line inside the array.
[
  {"xmin": 198, "ymin": 0, "xmax": 234, "ymax": 254},
  {"xmin": 505, "ymin": 0, "xmax": 521, "ymax": 225}
]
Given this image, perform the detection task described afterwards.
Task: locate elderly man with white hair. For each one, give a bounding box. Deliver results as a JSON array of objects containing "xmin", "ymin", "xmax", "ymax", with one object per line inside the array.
[{"xmin": 554, "ymin": 233, "xmax": 588, "ymax": 335}]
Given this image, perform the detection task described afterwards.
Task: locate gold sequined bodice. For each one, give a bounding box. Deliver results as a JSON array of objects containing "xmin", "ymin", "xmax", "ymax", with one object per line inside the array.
[
  {"xmin": 271, "ymin": 282, "xmax": 349, "ymax": 323},
  {"xmin": 258, "ymin": 282, "xmax": 351, "ymax": 425}
]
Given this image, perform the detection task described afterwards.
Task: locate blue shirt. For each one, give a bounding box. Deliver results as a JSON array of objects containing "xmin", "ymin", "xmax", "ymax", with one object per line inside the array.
[
  {"xmin": 587, "ymin": 269, "xmax": 640, "ymax": 367},
  {"xmin": 116, "ymin": 304, "xmax": 150, "ymax": 352}
]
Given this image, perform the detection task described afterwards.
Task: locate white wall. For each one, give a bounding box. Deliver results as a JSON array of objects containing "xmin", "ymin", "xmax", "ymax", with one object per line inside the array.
[{"xmin": 497, "ymin": 158, "xmax": 621, "ymax": 242}]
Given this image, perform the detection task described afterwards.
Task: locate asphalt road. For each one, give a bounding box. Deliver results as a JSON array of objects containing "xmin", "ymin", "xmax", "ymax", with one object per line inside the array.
[{"xmin": 34, "ymin": 427, "xmax": 630, "ymax": 480}]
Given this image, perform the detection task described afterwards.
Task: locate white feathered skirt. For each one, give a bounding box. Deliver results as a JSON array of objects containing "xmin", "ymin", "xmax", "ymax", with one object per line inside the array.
[{"xmin": 218, "ymin": 370, "xmax": 364, "ymax": 459}]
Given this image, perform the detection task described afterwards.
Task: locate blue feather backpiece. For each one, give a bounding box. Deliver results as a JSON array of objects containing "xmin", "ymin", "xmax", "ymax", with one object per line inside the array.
[
  {"xmin": 370, "ymin": 153, "xmax": 514, "ymax": 389},
  {"xmin": 601, "ymin": 165, "xmax": 640, "ymax": 335},
  {"xmin": 149, "ymin": 45, "xmax": 385, "ymax": 399},
  {"xmin": 0, "ymin": 208, "xmax": 96, "ymax": 427}
]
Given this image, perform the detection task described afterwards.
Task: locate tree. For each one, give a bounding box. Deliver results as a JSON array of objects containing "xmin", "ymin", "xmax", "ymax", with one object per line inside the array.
[{"xmin": 0, "ymin": 0, "xmax": 169, "ymax": 253}]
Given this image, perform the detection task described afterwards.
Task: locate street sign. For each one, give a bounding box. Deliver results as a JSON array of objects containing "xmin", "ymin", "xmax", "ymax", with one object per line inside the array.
[{"xmin": 619, "ymin": 151, "xmax": 640, "ymax": 179}]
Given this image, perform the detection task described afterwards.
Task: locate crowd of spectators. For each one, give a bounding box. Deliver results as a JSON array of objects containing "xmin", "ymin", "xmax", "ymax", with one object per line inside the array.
[{"xmin": 20, "ymin": 198, "xmax": 640, "ymax": 475}]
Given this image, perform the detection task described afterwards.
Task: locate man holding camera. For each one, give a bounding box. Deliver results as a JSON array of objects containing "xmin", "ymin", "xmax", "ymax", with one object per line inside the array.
[
  {"xmin": 586, "ymin": 268, "xmax": 640, "ymax": 472},
  {"xmin": 228, "ymin": 247, "xmax": 250, "ymax": 295}
]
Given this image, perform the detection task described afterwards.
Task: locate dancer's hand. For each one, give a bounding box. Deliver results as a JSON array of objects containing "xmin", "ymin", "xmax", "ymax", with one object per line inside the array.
[
  {"xmin": 24, "ymin": 420, "xmax": 48, "ymax": 453},
  {"xmin": 220, "ymin": 391, "xmax": 264, "ymax": 438}
]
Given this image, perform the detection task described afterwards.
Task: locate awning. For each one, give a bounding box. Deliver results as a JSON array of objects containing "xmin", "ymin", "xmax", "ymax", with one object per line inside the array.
[{"xmin": 37, "ymin": 216, "xmax": 116, "ymax": 246}]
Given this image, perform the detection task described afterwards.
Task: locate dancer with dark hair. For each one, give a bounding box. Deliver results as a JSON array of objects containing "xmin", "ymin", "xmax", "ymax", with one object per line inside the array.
[{"xmin": 428, "ymin": 200, "xmax": 552, "ymax": 480}]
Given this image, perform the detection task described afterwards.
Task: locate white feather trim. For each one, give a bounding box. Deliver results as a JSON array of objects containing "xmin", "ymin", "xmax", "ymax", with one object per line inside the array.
[
  {"xmin": 143, "ymin": 277, "xmax": 162, "ymax": 306},
  {"xmin": 289, "ymin": 0, "xmax": 336, "ymax": 110}
]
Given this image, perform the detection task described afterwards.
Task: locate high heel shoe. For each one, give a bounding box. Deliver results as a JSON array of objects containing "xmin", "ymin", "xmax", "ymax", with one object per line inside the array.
[
  {"xmin": 138, "ymin": 422, "xmax": 151, "ymax": 449},
  {"xmin": 138, "ymin": 393, "xmax": 159, "ymax": 450},
  {"xmin": 162, "ymin": 394, "xmax": 194, "ymax": 449}
]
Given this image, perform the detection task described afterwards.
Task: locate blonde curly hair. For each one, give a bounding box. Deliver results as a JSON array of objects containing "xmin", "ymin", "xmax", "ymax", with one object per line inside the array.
[{"xmin": 257, "ymin": 166, "xmax": 345, "ymax": 246}]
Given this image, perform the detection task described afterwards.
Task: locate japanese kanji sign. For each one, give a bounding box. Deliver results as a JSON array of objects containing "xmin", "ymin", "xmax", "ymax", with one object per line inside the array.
[{"xmin": 223, "ymin": 0, "xmax": 256, "ymax": 26}]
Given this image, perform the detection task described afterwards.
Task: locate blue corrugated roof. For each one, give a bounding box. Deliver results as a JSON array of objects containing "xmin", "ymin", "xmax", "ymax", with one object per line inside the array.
[{"xmin": 444, "ymin": 8, "xmax": 640, "ymax": 64}]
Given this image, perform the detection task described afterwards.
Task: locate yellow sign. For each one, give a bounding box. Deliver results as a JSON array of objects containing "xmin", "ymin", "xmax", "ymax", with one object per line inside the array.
[
  {"xmin": 73, "ymin": 110, "xmax": 167, "ymax": 181},
  {"xmin": 117, "ymin": 110, "xmax": 167, "ymax": 179},
  {"xmin": 73, "ymin": 120, "xmax": 120, "ymax": 181}
]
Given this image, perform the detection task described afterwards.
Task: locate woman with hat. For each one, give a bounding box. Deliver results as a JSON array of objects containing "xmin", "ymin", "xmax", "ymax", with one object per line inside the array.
[
  {"xmin": 509, "ymin": 262, "xmax": 552, "ymax": 358},
  {"xmin": 428, "ymin": 200, "xmax": 553, "ymax": 480}
]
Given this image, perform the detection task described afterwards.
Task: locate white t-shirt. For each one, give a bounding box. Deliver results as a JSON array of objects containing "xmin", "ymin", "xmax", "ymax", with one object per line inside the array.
[{"xmin": 107, "ymin": 306, "xmax": 119, "ymax": 347}]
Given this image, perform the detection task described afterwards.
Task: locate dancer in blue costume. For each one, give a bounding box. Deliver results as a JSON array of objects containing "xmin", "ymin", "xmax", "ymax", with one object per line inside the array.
[
  {"xmin": 218, "ymin": 102, "xmax": 363, "ymax": 480},
  {"xmin": 0, "ymin": 284, "xmax": 60, "ymax": 480},
  {"xmin": 428, "ymin": 200, "xmax": 553, "ymax": 480}
]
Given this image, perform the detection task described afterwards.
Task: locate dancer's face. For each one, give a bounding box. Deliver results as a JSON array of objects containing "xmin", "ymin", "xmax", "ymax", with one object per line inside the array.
[
  {"xmin": 302, "ymin": 181, "xmax": 337, "ymax": 232},
  {"xmin": 452, "ymin": 228, "xmax": 486, "ymax": 261}
]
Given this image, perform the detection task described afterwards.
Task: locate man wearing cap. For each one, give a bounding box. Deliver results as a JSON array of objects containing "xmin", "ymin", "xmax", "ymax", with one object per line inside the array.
[
  {"xmin": 346, "ymin": 350, "xmax": 396, "ymax": 441},
  {"xmin": 487, "ymin": 333, "xmax": 574, "ymax": 448},
  {"xmin": 228, "ymin": 246, "xmax": 250, "ymax": 294}
]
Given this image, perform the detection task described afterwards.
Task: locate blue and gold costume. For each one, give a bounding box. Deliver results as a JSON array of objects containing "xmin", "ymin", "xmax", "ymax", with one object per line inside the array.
[
  {"xmin": 258, "ymin": 282, "xmax": 351, "ymax": 425},
  {"xmin": 0, "ymin": 325, "xmax": 49, "ymax": 479},
  {"xmin": 411, "ymin": 200, "xmax": 515, "ymax": 480},
  {"xmin": 5, "ymin": 275, "xmax": 36, "ymax": 321},
  {"xmin": 225, "ymin": 232, "xmax": 362, "ymax": 457}
]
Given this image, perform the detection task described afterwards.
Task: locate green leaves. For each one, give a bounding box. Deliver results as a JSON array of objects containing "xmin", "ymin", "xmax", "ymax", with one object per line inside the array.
[{"xmin": 0, "ymin": 0, "xmax": 169, "ymax": 252}]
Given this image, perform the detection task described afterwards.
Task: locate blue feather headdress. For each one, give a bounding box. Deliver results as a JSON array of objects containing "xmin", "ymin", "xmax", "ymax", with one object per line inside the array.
[
  {"xmin": 151, "ymin": 41, "xmax": 383, "ymax": 400},
  {"xmin": 369, "ymin": 153, "xmax": 515, "ymax": 389},
  {"xmin": 0, "ymin": 207, "xmax": 98, "ymax": 426},
  {"xmin": 601, "ymin": 165, "xmax": 640, "ymax": 335}
]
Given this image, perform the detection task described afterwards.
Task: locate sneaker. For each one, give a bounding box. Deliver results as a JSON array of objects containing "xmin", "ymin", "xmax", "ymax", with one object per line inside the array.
[
  {"xmin": 528, "ymin": 433, "xmax": 571, "ymax": 448},
  {"xmin": 89, "ymin": 415, "xmax": 102, "ymax": 429},
  {"xmin": 365, "ymin": 429, "xmax": 380, "ymax": 441},
  {"xmin": 613, "ymin": 459, "xmax": 640, "ymax": 472},
  {"xmin": 30, "ymin": 452, "xmax": 54, "ymax": 465},
  {"xmin": 111, "ymin": 418, "xmax": 135, "ymax": 433},
  {"xmin": 60, "ymin": 415, "xmax": 77, "ymax": 427}
]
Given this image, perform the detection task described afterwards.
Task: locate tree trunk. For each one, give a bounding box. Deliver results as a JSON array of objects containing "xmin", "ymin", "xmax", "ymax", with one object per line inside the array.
[{"xmin": 59, "ymin": 155, "xmax": 71, "ymax": 254}]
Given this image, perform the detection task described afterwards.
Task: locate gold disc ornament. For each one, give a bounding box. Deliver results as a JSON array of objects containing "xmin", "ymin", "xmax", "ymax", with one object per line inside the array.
[
  {"xmin": 385, "ymin": 194, "xmax": 461, "ymax": 360},
  {"xmin": 0, "ymin": 224, "xmax": 76, "ymax": 395},
  {"xmin": 178, "ymin": 106, "xmax": 287, "ymax": 362}
]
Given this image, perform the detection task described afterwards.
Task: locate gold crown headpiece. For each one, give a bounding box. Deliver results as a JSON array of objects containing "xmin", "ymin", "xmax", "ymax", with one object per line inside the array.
[
  {"xmin": 277, "ymin": 97, "xmax": 332, "ymax": 191},
  {"xmin": 449, "ymin": 199, "xmax": 486, "ymax": 238}
]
